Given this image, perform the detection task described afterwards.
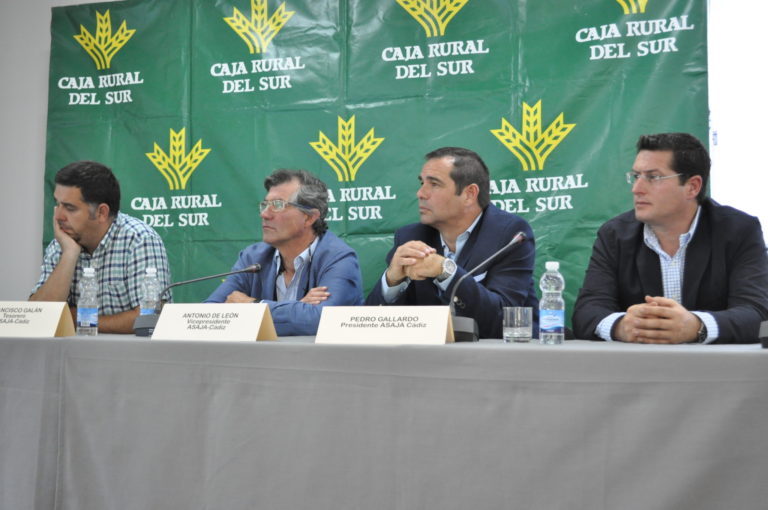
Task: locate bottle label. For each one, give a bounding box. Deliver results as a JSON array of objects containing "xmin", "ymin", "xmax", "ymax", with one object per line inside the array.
[
  {"xmin": 140, "ymin": 307, "xmax": 156, "ymax": 316},
  {"xmin": 77, "ymin": 307, "xmax": 98, "ymax": 327},
  {"xmin": 540, "ymin": 310, "xmax": 564, "ymax": 334}
]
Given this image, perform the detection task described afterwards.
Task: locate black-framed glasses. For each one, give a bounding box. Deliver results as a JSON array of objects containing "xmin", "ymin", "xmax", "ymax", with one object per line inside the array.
[
  {"xmin": 626, "ymin": 172, "xmax": 683, "ymax": 185},
  {"xmin": 259, "ymin": 199, "xmax": 315, "ymax": 214}
]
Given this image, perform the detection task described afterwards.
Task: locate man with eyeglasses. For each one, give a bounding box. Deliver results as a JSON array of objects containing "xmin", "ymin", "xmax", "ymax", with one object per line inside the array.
[
  {"xmin": 572, "ymin": 133, "xmax": 768, "ymax": 343},
  {"xmin": 205, "ymin": 169, "xmax": 363, "ymax": 335}
]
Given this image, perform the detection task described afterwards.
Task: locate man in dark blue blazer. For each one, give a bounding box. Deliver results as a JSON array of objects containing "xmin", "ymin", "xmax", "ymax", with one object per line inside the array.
[
  {"xmin": 572, "ymin": 133, "xmax": 768, "ymax": 343},
  {"xmin": 206, "ymin": 169, "xmax": 363, "ymax": 335},
  {"xmin": 365, "ymin": 147, "xmax": 538, "ymax": 338}
]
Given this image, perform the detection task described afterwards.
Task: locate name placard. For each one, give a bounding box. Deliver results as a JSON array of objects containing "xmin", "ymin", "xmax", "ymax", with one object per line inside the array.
[
  {"xmin": 0, "ymin": 301, "xmax": 75, "ymax": 338},
  {"xmin": 316, "ymin": 306, "xmax": 454, "ymax": 345},
  {"xmin": 151, "ymin": 303, "xmax": 277, "ymax": 341}
]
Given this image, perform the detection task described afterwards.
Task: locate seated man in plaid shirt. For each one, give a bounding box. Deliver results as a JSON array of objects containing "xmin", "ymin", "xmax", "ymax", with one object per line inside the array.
[{"xmin": 30, "ymin": 161, "xmax": 171, "ymax": 333}]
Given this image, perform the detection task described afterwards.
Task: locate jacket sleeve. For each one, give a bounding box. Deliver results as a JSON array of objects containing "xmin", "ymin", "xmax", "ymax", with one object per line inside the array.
[
  {"xmin": 267, "ymin": 246, "xmax": 364, "ymax": 336},
  {"xmin": 709, "ymin": 216, "xmax": 768, "ymax": 343},
  {"xmin": 572, "ymin": 225, "xmax": 622, "ymax": 340},
  {"xmin": 203, "ymin": 248, "xmax": 258, "ymax": 303},
  {"xmin": 364, "ymin": 231, "xmax": 402, "ymax": 306},
  {"xmin": 444, "ymin": 220, "xmax": 537, "ymax": 338}
]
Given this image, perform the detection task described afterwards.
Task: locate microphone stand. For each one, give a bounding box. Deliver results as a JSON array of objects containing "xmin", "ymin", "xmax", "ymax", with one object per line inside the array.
[
  {"xmin": 760, "ymin": 320, "xmax": 768, "ymax": 349},
  {"xmin": 133, "ymin": 264, "xmax": 261, "ymax": 336},
  {"xmin": 447, "ymin": 232, "xmax": 526, "ymax": 342}
]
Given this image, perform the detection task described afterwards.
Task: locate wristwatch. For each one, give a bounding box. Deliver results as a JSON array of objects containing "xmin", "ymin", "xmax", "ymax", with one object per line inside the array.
[
  {"xmin": 436, "ymin": 257, "xmax": 457, "ymax": 282},
  {"xmin": 696, "ymin": 320, "xmax": 708, "ymax": 343}
]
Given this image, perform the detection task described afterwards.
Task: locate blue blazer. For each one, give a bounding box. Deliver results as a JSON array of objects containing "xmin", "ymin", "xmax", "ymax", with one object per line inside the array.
[
  {"xmin": 205, "ymin": 231, "xmax": 364, "ymax": 335},
  {"xmin": 572, "ymin": 199, "xmax": 768, "ymax": 343},
  {"xmin": 365, "ymin": 205, "xmax": 539, "ymax": 338}
]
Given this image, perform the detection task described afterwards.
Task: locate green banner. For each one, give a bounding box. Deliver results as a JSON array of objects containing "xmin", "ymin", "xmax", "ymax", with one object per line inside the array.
[{"xmin": 45, "ymin": 0, "xmax": 708, "ymax": 318}]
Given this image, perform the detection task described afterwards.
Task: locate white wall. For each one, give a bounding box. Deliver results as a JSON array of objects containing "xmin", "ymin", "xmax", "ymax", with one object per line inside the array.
[
  {"xmin": 708, "ymin": 1, "xmax": 768, "ymax": 240},
  {"xmin": 0, "ymin": 0, "xmax": 117, "ymax": 300},
  {"xmin": 0, "ymin": 0, "xmax": 764, "ymax": 299}
]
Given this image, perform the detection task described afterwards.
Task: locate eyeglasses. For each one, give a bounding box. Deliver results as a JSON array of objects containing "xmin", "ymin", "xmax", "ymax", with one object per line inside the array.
[
  {"xmin": 626, "ymin": 172, "xmax": 683, "ymax": 185},
  {"xmin": 259, "ymin": 199, "xmax": 315, "ymax": 214}
]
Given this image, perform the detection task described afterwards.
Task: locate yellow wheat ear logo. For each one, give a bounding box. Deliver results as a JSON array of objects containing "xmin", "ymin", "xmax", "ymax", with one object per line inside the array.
[
  {"xmin": 145, "ymin": 129, "xmax": 211, "ymax": 190},
  {"xmin": 616, "ymin": 0, "xmax": 648, "ymax": 14},
  {"xmin": 396, "ymin": 0, "xmax": 469, "ymax": 38},
  {"xmin": 491, "ymin": 100, "xmax": 575, "ymax": 171},
  {"xmin": 73, "ymin": 10, "xmax": 135, "ymax": 70},
  {"xmin": 310, "ymin": 116, "xmax": 385, "ymax": 183},
  {"xmin": 224, "ymin": 0, "xmax": 294, "ymax": 54}
]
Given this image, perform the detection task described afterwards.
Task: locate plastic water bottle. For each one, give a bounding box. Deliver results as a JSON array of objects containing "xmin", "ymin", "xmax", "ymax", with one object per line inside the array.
[
  {"xmin": 77, "ymin": 267, "xmax": 99, "ymax": 336},
  {"xmin": 539, "ymin": 261, "xmax": 565, "ymax": 345},
  {"xmin": 139, "ymin": 267, "xmax": 161, "ymax": 315}
]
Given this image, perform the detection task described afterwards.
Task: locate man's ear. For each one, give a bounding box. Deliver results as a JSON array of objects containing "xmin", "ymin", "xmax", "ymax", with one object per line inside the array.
[
  {"xmin": 95, "ymin": 203, "xmax": 111, "ymax": 222},
  {"xmin": 463, "ymin": 183, "xmax": 479, "ymax": 204},
  {"xmin": 685, "ymin": 175, "xmax": 703, "ymax": 200},
  {"xmin": 305, "ymin": 209, "xmax": 321, "ymax": 228}
]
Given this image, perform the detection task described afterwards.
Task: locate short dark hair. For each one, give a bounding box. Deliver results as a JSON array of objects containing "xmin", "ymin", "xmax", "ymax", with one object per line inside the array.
[
  {"xmin": 424, "ymin": 147, "xmax": 490, "ymax": 208},
  {"xmin": 636, "ymin": 133, "xmax": 710, "ymax": 204},
  {"xmin": 264, "ymin": 169, "xmax": 329, "ymax": 235},
  {"xmin": 55, "ymin": 161, "xmax": 120, "ymax": 217}
]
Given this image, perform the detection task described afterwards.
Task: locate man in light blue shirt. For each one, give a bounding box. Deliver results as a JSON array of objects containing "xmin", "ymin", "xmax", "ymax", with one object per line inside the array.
[
  {"xmin": 573, "ymin": 133, "xmax": 768, "ymax": 343},
  {"xmin": 205, "ymin": 169, "xmax": 363, "ymax": 335}
]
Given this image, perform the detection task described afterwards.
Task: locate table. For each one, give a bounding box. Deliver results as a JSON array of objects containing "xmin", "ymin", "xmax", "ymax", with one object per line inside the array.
[{"xmin": 2, "ymin": 336, "xmax": 768, "ymax": 510}]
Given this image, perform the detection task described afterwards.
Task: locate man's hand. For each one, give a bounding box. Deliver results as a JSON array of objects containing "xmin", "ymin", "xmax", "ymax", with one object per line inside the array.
[
  {"xmin": 53, "ymin": 211, "xmax": 82, "ymax": 257},
  {"xmin": 301, "ymin": 286, "xmax": 330, "ymax": 305},
  {"xmin": 97, "ymin": 307, "xmax": 140, "ymax": 334},
  {"xmin": 404, "ymin": 253, "xmax": 444, "ymax": 281},
  {"xmin": 614, "ymin": 295, "xmax": 701, "ymax": 344},
  {"xmin": 29, "ymin": 212, "xmax": 82, "ymax": 302},
  {"xmin": 386, "ymin": 241, "xmax": 436, "ymax": 285},
  {"xmin": 225, "ymin": 290, "xmax": 257, "ymax": 303}
]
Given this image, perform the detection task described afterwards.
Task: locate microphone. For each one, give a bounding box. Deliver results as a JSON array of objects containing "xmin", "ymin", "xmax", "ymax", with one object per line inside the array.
[
  {"xmin": 447, "ymin": 232, "xmax": 527, "ymax": 342},
  {"xmin": 133, "ymin": 264, "xmax": 261, "ymax": 336}
]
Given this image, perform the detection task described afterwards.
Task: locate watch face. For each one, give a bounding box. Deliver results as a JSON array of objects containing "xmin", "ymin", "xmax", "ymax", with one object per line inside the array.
[
  {"xmin": 439, "ymin": 258, "xmax": 456, "ymax": 281},
  {"xmin": 697, "ymin": 323, "xmax": 707, "ymax": 342}
]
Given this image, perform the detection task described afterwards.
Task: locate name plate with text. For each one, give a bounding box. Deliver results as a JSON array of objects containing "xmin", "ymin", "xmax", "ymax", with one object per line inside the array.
[
  {"xmin": 0, "ymin": 301, "xmax": 75, "ymax": 338},
  {"xmin": 151, "ymin": 303, "xmax": 277, "ymax": 341},
  {"xmin": 316, "ymin": 306, "xmax": 454, "ymax": 345}
]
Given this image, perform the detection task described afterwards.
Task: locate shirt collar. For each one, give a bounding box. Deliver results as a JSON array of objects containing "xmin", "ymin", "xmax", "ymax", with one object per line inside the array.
[
  {"xmin": 643, "ymin": 205, "xmax": 702, "ymax": 254},
  {"xmin": 272, "ymin": 235, "xmax": 319, "ymax": 273},
  {"xmin": 440, "ymin": 210, "xmax": 483, "ymax": 259},
  {"xmin": 90, "ymin": 213, "xmax": 121, "ymax": 257}
]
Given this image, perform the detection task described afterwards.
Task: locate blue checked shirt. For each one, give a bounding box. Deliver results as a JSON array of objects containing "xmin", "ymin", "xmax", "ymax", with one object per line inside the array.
[
  {"xmin": 596, "ymin": 207, "xmax": 719, "ymax": 342},
  {"xmin": 31, "ymin": 213, "xmax": 172, "ymax": 315}
]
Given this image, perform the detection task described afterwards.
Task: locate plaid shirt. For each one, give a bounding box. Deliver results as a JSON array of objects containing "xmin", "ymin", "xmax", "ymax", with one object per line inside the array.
[{"xmin": 31, "ymin": 212, "xmax": 172, "ymax": 315}]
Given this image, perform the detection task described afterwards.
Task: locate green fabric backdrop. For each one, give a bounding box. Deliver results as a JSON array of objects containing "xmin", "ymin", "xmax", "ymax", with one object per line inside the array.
[{"xmin": 44, "ymin": 0, "xmax": 708, "ymax": 322}]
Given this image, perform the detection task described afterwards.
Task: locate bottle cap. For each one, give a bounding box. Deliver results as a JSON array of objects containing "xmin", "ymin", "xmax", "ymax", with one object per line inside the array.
[
  {"xmin": 545, "ymin": 261, "xmax": 559, "ymax": 271},
  {"xmin": 83, "ymin": 267, "xmax": 95, "ymax": 276},
  {"xmin": 145, "ymin": 267, "xmax": 157, "ymax": 275}
]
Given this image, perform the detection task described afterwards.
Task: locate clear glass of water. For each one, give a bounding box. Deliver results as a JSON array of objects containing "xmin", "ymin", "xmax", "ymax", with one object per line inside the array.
[{"xmin": 503, "ymin": 307, "xmax": 533, "ymax": 343}]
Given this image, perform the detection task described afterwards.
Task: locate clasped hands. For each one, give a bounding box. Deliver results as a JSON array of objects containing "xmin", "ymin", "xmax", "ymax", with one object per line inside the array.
[
  {"xmin": 385, "ymin": 240, "xmax": 445, "ymax": 286},
  {"xmin": 614, "ymin": 295, "xmax": 702, "ymax": 344}
]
